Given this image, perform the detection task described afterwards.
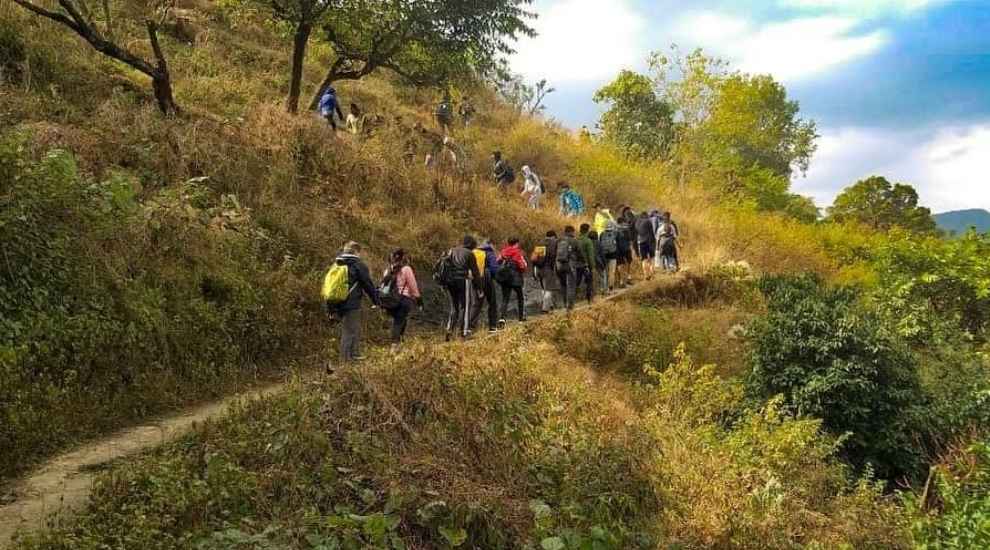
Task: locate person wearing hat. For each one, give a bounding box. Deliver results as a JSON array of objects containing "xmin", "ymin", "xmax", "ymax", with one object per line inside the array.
[{"xmin": 319, "ymin": 86, "xmax": 345, "ymax": 131}]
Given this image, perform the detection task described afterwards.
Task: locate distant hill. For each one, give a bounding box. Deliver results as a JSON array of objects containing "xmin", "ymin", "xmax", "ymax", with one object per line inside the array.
[{"xmin": 935, "ymin": 209, "xmax": 990, "ymax": 235}]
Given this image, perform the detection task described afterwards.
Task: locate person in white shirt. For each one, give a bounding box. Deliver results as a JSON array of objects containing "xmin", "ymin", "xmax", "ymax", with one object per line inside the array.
[
  {"xmin": 520, "ymin": 165, "xmax": 544, "ymax": 210},
  {"xmin": 655, "ymin": 212, "xmax": 680, "ymax": 272}
]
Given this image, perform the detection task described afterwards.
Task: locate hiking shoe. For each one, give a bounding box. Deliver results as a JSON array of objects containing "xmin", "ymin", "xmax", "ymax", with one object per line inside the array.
[
  {"xmin": 488, "ymin": 328, "xmax": 498, "ymax": 334},
  {"xmin": 497, "ymin": 319, "xmax": 507, "ymax": 329}
]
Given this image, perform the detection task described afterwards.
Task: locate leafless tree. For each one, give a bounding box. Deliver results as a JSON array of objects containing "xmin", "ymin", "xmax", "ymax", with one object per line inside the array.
[{"xmin": 12, "ymin": 0, "xmax": 180, "ymax": 115}]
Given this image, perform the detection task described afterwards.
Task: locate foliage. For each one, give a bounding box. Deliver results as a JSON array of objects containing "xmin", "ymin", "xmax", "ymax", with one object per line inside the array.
[
  {"xmin": 910, "ymin": 442, "xmax": 990, "ymax": 549},
  {"xmin": 593, "ymin": 70, "xmax": 674, "ymax": 161},
  {"xmin": 746, "ymin": 274, "xmax": 928, "ymax": 480},
  {"xmin": 305, "ymin": 0, "xmax": 536, "ymax": 106},
  {"xmin": 828, "ymin": 176, "xmax": 938, "ymax": 234},
  {"xmin": 873, "ymin": 230, "xmax": 990, "ymax": 340}
]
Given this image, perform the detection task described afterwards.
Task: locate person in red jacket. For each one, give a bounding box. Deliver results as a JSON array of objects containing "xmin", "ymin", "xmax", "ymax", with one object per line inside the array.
[{"xmin": 497, "ymin": 238, "xmax": 528, "ymax": 327}]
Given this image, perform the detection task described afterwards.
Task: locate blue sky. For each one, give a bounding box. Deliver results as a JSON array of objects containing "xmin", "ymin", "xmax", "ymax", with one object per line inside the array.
[{"xmin": 510, "ymin": 0, "xmax": 990, "ymax": 213}]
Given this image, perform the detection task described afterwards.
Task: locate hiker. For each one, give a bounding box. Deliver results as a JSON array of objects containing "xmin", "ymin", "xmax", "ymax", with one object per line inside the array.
[
  {"xmin": 319, "ymin": 86, "xmax": 345, "ymax": 131},
  {"xmin": 532, "ymin": 230, "xmax": 561, "ymax": 313},
  {"xmin": 635, "ymin": 211, "xmax": 657, "ymax": 280},
  {"xmin": 576, "ymin": 224, "xmax": 596, "ymax": 304},
  {"xmin": 470, "ymin": 239, "xmax": 500, "ymax": 334},
  {"xmin": 599, "ymin": 221, "xmax": 620, "ymax": 293},
  {"xmin": 323, "ymin": 241, "xmax": 379, "ymax": 365},
  {"xmin": 556, "ymin": 226, "xmax": 580, "ymax": 310},
  {"xmin": 593, "ymin": 203, "xmax": 616, "ymax": 234},
  {"xmin": 435, "ymin": 97, "xmax": 454, "ymax": 134},
  {"xmin": 521, "ymin": 165, "xmax": 544, "ymax": 210},
  {"xmin": 559, "ymin": 183, "xmax": 585, "ymax": 217},
  {"xmin": 589, "ymin": 230, "xmax": 608, "ymax": 295},
  {"xmin": 345, "ymin": 103, "xmax": 363, "ymax": 135},
  {"xmin": 437, "ymin": 235, "xmax": 483, "ymax": 340},
  {"xmin": 380, "ymin": 249, "xmax": 422, "ymax": 347},
  {"xmin": 458, "ymin": 99, "xmax": 476, "ymax": 127},
  {"xmin": 615, "ymin": 213, "xmax": 634, "ymax": 288},
  {"xmin": 497, "ymin": 238, "xmax": 528, "ymax": 326},
  {"xmin": 656, "ymin": 212, "xmax": 680, "ymax": 273},
  {"xmin": 492, "ymin": 151, "xmax": 516, "ymax": 190},
  {"xmin": 649, "ymin": 209, "xmax": 663, "ymax": 237},
  {"xmin": 578, "ymin": 125, "xmax": 592, "ymax": 142}
]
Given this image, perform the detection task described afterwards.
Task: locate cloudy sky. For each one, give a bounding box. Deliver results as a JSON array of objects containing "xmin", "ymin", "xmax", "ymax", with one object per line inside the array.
[{"xmin": 510, "ymin": 0, "xmax": 990, "ymax": 213}]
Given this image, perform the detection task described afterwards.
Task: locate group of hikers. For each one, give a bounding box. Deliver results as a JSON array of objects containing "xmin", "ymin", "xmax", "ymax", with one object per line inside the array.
[
  {"xmin": 321, "ymin": 206, "xmax": 680, "ymax": 365},
  {"xmin": 492, "ymin": 151, "xmax": 586, "ymax": 215}
]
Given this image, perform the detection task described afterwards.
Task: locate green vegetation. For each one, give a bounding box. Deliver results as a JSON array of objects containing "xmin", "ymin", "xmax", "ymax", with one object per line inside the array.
[
  {"xmin": 3, "ymin": 0, "xmax": 990, "ymax": 547},
  {"xmin": 828, "ymin": 176, "xmax": 938, "ymax": 234}
]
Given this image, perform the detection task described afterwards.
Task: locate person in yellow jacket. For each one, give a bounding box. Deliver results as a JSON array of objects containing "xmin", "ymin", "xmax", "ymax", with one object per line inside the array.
[{"xmin": 593, "ymin": 203, "xmax": 615, "ymax": 234}]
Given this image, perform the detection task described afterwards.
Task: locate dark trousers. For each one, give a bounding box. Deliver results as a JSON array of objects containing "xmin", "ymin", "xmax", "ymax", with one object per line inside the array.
[
  {"xmin": 499, "ymin": 284, "xmax": 525, "ymax": 321},
  {"xmin": 445, "ymin": 279, "xmax": 471, "ymax": 336},
  {"xmin": 339, "ymin": 308, "xmax": 361, "ymax": 363},
  {"xmin": 574, "ymin": 266, "xmax": 594, "ymax": 303},
  {"xmin": 557, "ymin": 268, "xmax": 576, "ymax": 310},
  {"xmin": 388, "ymin": 297, "xmax": 414, "ymax": 343},
  {"xmin": 470, "ymin": 278, "xmax": 498, "ymax": 331}
]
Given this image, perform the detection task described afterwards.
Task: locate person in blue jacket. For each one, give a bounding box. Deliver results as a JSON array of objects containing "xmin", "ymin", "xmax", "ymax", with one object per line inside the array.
[{"xmin": 319, "ymin": 86, "xmax": 345, "ymax": 131}]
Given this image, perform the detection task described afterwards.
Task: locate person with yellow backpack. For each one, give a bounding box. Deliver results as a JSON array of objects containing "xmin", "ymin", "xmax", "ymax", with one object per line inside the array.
[{"xmin": 322, "ymin": 241, "xmax": 379, "ymax": 366}]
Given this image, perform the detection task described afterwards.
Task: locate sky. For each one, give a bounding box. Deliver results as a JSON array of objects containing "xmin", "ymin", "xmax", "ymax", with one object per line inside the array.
[{"xmin": 510, "ymin": 0, "xmax": 990, "ymax": 214}]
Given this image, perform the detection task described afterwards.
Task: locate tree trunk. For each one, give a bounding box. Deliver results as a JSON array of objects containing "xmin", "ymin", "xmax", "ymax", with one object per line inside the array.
[
  {"xmin": 286, "ymin": 21, "xmax": 312, "ymax": 114},
  {"xmin": 147, "ymin": 21, "xmax": 178, "ymax": 116}
]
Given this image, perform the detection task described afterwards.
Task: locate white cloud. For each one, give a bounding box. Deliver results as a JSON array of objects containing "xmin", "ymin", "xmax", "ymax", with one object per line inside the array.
[
  {"xmin": 794, "ymin": 125, "xmax": 990, "ymax": 213},
  {"xmin": 511, "ymin": 0, "xmax": 646, "ymax": 83},
  {"xmin": 673, "ymin": 12, "xmax": 889, "ymax": 81}
]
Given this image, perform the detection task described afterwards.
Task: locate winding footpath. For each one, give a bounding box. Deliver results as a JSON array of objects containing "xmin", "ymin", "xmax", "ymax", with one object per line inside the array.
[{"xmin": 0, "ymin": 278, "xmax": 658, "ymax": 548}]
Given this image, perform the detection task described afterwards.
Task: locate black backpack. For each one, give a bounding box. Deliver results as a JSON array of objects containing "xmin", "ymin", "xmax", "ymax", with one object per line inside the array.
[
  {"xmin": 495, "ymin": 257, "xmax": 517, "ymax": 285},
  {"xmin": 378, "ymin": 266, "xmax": 402, "ymax": 310},
  {"xmin": 555, "ymin": 238, "xmax": 575, "ymax": 270},
  {"xmin": 432, "ymin": 250, "xmax": 455, "ymax": 285},
  {"xmin": 503, "ymin": 165, "xmax": 515, "ymax": 183}
]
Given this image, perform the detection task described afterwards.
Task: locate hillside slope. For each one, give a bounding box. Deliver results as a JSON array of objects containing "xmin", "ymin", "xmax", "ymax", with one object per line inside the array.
[
  {"xmin": 935, "ymin": 208, "xmax": 990, "ymax": 235},
  {"xmin": 0, "ymin": 0, "xmax": 845, "ymax": 482}
]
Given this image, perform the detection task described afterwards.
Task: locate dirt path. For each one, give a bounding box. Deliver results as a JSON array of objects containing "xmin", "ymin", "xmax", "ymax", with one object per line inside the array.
[
  {"xmin": 0, "ymin": 384, "xmax": 283, "ymax": 548},
  {"xmin": 0, "ymin": 275, "xmax": 670, "ymax": 548}
]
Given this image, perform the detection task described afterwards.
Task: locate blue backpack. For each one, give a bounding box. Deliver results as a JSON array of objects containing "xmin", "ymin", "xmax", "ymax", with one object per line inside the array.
[{"xmin": 565, "ymin": 191, "xmax": 584, "ymax": 214}]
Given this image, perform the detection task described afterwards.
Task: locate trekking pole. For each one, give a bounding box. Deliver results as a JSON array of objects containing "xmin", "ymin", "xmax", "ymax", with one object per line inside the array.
[{"xmin": 463, "ymin": 280, "xmax": 471, "ymax": 337}]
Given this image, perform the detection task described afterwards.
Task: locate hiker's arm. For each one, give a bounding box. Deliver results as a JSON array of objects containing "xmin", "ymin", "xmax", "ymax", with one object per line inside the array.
[
  {"xmin": 359, "ymin": 265, "xmax": 379, "ymax": 304},
  {"xmin": 335, "ymin": 104, "xmax": 344, "ymax": 120}
]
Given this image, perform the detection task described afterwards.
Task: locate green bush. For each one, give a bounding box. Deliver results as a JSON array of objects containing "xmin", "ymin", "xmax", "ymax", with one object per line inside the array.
[
  {"xmin": 910, "ymin": 442, "xmax": 990, "ymax": 549},
  {"xmin": 0, "ymin": 133, "xmax": 299, "ymax": 479},
  {"xmin": 745, "ymin": 274, "xmax": 928, "ymax": 480}
]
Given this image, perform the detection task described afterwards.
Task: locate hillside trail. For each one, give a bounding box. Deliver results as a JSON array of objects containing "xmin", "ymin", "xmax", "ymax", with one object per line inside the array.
[{"xmin": 0, "ymin": 273, "xmax": 667, "ymax": 548}]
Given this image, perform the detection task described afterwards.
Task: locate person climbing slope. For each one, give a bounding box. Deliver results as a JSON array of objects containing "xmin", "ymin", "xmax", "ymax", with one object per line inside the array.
[
  {"xmin": 635, "ymin": 211, "xmax": 657, "ymax": 280},
  {"xmin": 470, "ymin": 239, "xmax": 500, "ymax": 334},
  {"xmin": 532, "ymin": 230, "xmax": 560, "ymax": 313},
  {"xmin": 323, "ymin": 241, "xmax": 379, "ymax": 366},
  {"xmin": 593, "ymin": 203, "xmax": 615, "ymax": 234},
  {"xmin": 497, "ymin": 238, "xmax": 528, "ymax": 326},
  {"xmin": 556, "ymin": 226, "xmax": 580, "ymax": 311},
  {"xmin": 559, "ymin": 183, "xmax": 585, "ymax": 217},
  {"xmin": 319, "ymin": 86, "xmax": 345, "ymax": 131},
  {"xmin": 656, "ymin": 212, "xmax": 680, "ymax": 273},
  {"xmin": 379, "ymin": 249, "xmax": 421, "ymax": 348},
  {"xmin": 520, "ymin": 165, "xmax": 544, "ymax": 210},
  {"xmin": 435, "ymin": 235, "xmax": 482, "ymax": 340},
  {"xmin": 575, "ymin": 224, "xmax": 596, "ymax": 304},
  {"xmin": 492, "ymin": 151, "xmax": 516, "ymax": 190}
]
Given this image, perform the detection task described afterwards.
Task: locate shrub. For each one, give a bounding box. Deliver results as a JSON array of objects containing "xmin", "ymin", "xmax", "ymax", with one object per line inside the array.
[
  {"xmin": 910, "ymin": 442, "xmax": 990, "ymax": 549},
  {"xmin": 745, "ymin": 274, "xmax": 928, "ymax": 480}
]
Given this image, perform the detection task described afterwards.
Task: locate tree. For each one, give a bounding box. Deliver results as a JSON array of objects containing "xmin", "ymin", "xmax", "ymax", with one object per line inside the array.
[
  {"xmin": 828, "ymin": 176, "xmax": 938, "ymax": 233},
  {"xmin": 497, "ymin": 74, "xmax": 554, "ymax": 116},
  {"xmin": 706, "ymin": 73, "xmax": 818, "ymax": 179},
  {"xmin": 12, "ymin": 0, "xmax": 179, "ymax": 115},
  {"xmin": 264, "ymin": 0, "xmax": 338, "ymax": 113},
  {"xmin": 307, "ymin": 0, "xmax": 535, "ymax": 110},
  {"xmin": 593, "ymin": 70, "xmax": 674, "ymax": 160}
]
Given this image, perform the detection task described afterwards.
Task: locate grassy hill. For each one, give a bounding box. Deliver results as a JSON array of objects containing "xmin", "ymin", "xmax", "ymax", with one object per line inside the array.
[
  {"xmin": 3, "ymin": 0, "xmax": 990, "ymax": 548},
  {"xmin": 935, "ymin": 209, "xmax": 990, "ymax": 235}
]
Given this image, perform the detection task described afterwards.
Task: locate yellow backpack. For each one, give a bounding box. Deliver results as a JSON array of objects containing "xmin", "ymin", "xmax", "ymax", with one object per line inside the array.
[{"xmin": 321, "ymin": 264, "xmax": 351, "ymax": 304}]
